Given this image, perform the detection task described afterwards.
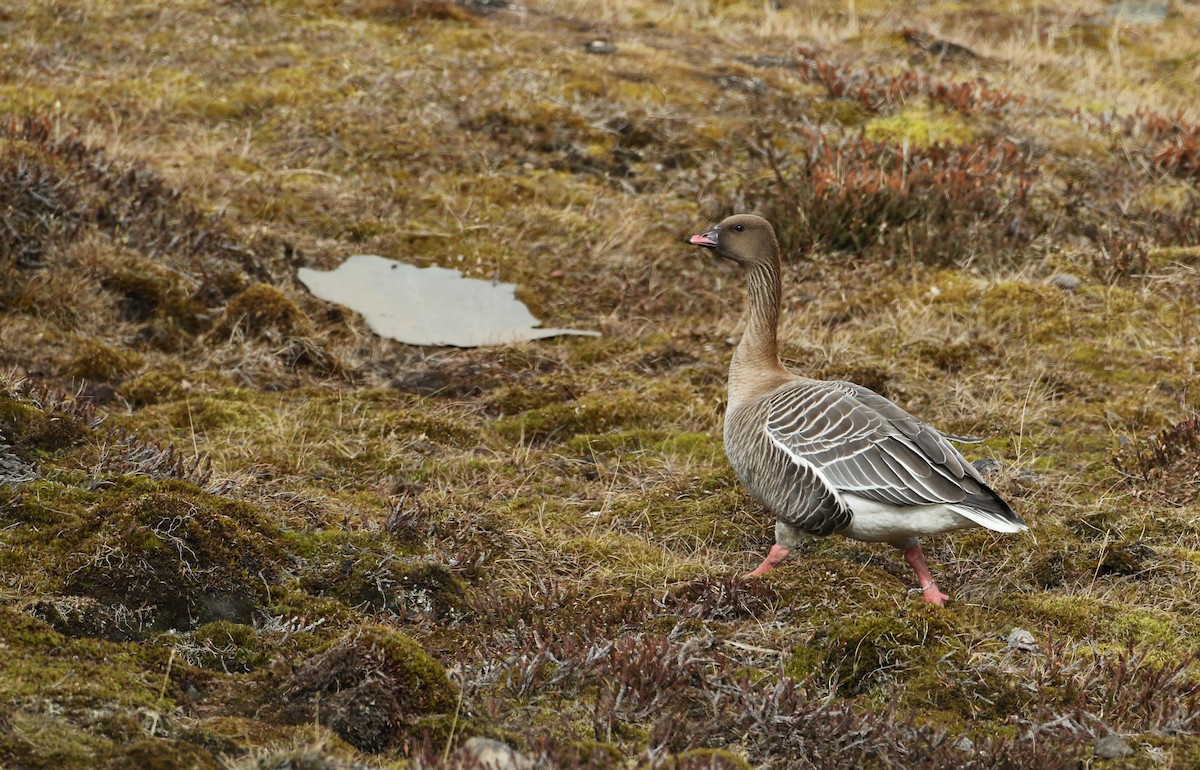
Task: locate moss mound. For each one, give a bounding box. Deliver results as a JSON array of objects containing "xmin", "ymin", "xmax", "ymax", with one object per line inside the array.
[
  {"xmin": 55, "ymin": 487, "xmax": 284, "ymax": 637},
  {"xmin": 296, "ymin": 533, "xmax": 467, "ymax": 619},
  {"xmin": 210, "ymin": 284, "xmax": 312, "ymax": 341},
  {"xmin": 65, "ymin": 337, "xmax": 144, "ymax": 382},
  {"xmin": 103, "ymin": 738, "xmax": 222, "ymax": 770},
  {"xmin": 277, "ymin": 625, "xmax": 457, "ymax": 753},
  {"xmin": 0, "ymin": 396, "xmax": 86, "ymax": 455}
]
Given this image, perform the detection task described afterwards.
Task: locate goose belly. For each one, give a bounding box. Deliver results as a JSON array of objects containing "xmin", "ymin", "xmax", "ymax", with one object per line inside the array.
[{"xmin": 839, "ymin": 493, "xmax": 979, "ymax": 545}]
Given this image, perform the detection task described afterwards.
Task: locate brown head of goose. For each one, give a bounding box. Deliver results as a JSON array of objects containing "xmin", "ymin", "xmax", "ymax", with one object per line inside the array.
[{"xmin": 686, "ymin": 213, "xmax": 1026, "ymax": 605}]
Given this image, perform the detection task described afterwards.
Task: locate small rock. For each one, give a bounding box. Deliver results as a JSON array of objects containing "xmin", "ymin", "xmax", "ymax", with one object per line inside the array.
[
  {"xmin": 585, "ymin": 39, "xmax": 617, "ymax": 54},
  {"xmin": 1006, "ymin": 628, "xmax": 1038, "ymax": 652},
  {"xmin": 81, "ymin": 382, "xmax": 118, "ymax": 404},
  {"xmin": 1094, "ymin": 733, "xmax": 1133, "ymax": 759},
  {"xmin": 902, "ymin": 29, "xmax": 979, "ymax": 62},
  {"xmin": 735, "ymin": 54, "xmax": 795, "ymax": 68},
  {"xmin": 461, "ymin": 0, "xmax": 513, "ymax": 11},
  {"xmin": 954, "ymin": 736, "xmax": 975, "ymax": 752},
  {"xmin": 972, "ymin": 458, "xmax": 1004, "ymax": 478},
  {"xmin": 0, "ymin": 432, "xmax": 37, "ymax": 487},
  {"xmin": 456, "ymin": 737, "xmax": 536, "ymax": 770},
  {"xmin": 1047, "ymin": 273, "xmax": 1083, "ymax": 291},
  {"xmin": 714, "ymin": 74, "xmax": 766, "ymax": 93}
]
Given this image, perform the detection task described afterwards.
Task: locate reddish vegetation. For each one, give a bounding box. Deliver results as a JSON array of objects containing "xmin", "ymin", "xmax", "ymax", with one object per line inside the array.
[
  {"xmin": 1092, "ymin": 230, "xmax": 1150, "ymax": 280},
  {"xmin": 1115, "ymin": 416, "xmax": 1200, "ymax": 504},
  {"xmin": 1085, "ymin": 108, "xmax": 1200, "ymax": 181},
  {"xmin": 752, "ymin": 131, "xmax": 1038, "ymax": 262},
  {"xmin": 1154, "ymin": 126, "xmax": 1200, "ymax": 180},
  {"xmin": 793, "ymin": 49, "xmax": 1021, "ymax": 115}
]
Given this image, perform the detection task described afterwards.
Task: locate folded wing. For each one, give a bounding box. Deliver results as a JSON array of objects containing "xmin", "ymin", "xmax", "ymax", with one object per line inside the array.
[{"xmin": 763, "ymin": 380, "xmax": 1024, "ymax": 532}]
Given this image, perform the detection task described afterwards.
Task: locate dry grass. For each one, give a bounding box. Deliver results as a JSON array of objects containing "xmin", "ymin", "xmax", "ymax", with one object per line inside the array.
[{"xmin": 1, "ymin": 0, "xmax": 1200, "ymax": 767}]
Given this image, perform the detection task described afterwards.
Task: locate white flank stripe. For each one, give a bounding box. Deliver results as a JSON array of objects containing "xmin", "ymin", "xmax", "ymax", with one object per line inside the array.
[{"xmin": 947, "ymin": 504, "xmax": 1029, "ymax": 533}]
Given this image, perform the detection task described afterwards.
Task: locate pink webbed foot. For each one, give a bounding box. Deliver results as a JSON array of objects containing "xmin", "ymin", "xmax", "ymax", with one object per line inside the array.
[
  {"xmin": 919, "ymin": 583, "xmax": 950, "ymax": 606},
  {"xmin": 903, "ymin": 544, "xmax": 950, "ymax": 606},
  {"xmin": 744, "ymin": 543, "xmax": 790, "ymax": 578}
]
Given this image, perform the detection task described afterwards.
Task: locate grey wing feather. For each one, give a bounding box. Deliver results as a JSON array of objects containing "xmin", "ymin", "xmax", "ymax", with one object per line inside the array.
[{"xmin": 764, "ymin": 380, "xmax": 1021, "ymax": 526}]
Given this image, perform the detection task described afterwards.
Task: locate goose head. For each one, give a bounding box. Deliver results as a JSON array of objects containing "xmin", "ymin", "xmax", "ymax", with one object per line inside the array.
[{"xmin": 686, "ymin": 214, "xmax": 780, "ymax": 269}]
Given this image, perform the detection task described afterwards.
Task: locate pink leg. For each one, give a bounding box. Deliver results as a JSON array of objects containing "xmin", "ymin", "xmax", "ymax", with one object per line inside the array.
[
  {"xmin": 744, "ymin": 544, "xmax": 790, "ymax": 578},
  {"xmin": 903, "ymin": 545, "xmax": 949, "ymax": 606}
]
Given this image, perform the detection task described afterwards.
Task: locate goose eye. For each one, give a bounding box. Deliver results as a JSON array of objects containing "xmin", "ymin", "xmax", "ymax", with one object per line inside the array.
[{"xmin": 733, "ymin": 224, "xmax": 745, "ymax": 232}]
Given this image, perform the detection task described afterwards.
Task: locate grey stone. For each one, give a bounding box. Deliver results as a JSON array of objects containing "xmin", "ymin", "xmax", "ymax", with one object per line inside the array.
[
  {"xmin": 1094, "ymin": 733, "xmax": 1133, "ymax": 759},
  {"xmin": 0, "ymin": 430, "xmax": 36, "ymax": 487},
  {"xmin": 1047, "ymin": 273, "xmax": 1083, "ymax": 291},
  {"xmin": 971, "ymin": 457, "xmax": 1004, "ymax": 477},
  {"xmin": 585, "ymin": 39, "xmax": 617, "ymax": 55},
  {"xmin": 456, "ymin": 738, "xmax": 537, "ymax": 770},
  {"xmin": 1006, "ymin": 627, "xmax": 1038, "ymax": 652}
]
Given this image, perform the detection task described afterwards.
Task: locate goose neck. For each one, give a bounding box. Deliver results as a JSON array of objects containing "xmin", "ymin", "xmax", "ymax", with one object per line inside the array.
[{"xmin": 728, "ymin": 261, "xmax": 788, "ymax": 403}]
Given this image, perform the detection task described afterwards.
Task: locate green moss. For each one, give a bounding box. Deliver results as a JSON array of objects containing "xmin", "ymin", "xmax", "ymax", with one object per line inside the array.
[
  {"xmin": 495, "ymin": 389, "xmax": 676, "ymax": 443},
  {"xmin": 50, "ymin": 487, "xmax": 285, "ymax": 636},
  {"xmin": 277, "ymin": 625, "xmax": 457, "ymax": 752},
  {"xmin": 787, "ymin": 604, "xmax": 960, "ymax": 694},
  {"xmin": 1055, "ymin": 21, "xmax": 1124, "ymax": 52},
  {"xmin": 1009, "ymin": 594, "xmax": 1192, "ymax": 655},
  {"xmin": 99, "ymin": 265, "xmax": 207, "ymax": 337},
  {"xmin": 292, "ymin": 531, "xmax": 467, "ymax": 619},
  {"xmin": 864, "ymin": 108, "xmax": 977, "ymax": 146},
  {"xmin": 209, "ymin": 284, "xmax": 312, "ymax": 340},
  {"xmin": 65, "ymin": 337, "xmax": 145, "ymax": 381},
  {"xmin": 664, "ymin": 748, "xmax": 755, "ymax": 770},
  {"xmin": 188, "ymin": 621, "xmax": 271, "ymax": 672},
  {"xmin": 564, "ymin": 428, "xmax": 666, "ymax": 456},
  {"xmin": 0, "ymin": 604, "xmax": 171, "ymax": 728},
  {"xmin": 155, "ymin": 395, "xmax": 255, "ymax": 432},
  {"xmin": 488, "ymin": 381, "xmax": 575, "ymax": 415},
  {"xmin": 809, "ymin": 98, "xmax": 871, "ymax": 127},
  {"xmin": 104, "ymin": 738, "xmax": 222, "ymax": 770},
  {"xmin": 0, "ymin": 397, "xmax": 86, "ymax": 453},
  {"xmin": 657, "ymin": 431, "xmax": 722, "ymax": 460},
  {"xmin": 120, "ymin": 368, "xmax": 187, "ymax": 406},
  {"xmin": 0, "ymin": 707, "xmax": 105, "ymax": 770},
  {"xmin": 969, "ymin": 281, "xmax": 1071, "ymax": 342},
  {"xmin": 389, "ymin": 410, "xmax": 479, "ymax": 445},
  {"xmin": 351, "ymin": 0, "xmax": 476, "ymax": 24},
  {"xmin": 1148, "ymin": 245, "xmax": 1200, "ymax": 266}
]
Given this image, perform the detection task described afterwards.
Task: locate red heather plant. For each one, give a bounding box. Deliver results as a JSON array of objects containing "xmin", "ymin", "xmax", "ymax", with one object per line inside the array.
[
  {"xmin": 751, "ymin": 131, "xmax": 1040, "ymax": 264},
  {"xmin": 1114, "ymin": 416, "xmax": 1200, "ymax": 504},
  {"xmin": 793, "ymin": 50, "xmax": 1022, "ymax": 115},
  {"xmin": 1085, "ymin": 108, "xmax": 1200, "ymax": 182},
  {"xmin": 1154, "ymin": 125, "xmax": 1200, "ymax": 181}
]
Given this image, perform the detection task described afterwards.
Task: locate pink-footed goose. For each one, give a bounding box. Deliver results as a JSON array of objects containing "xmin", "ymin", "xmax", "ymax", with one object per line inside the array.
[{"xmin": 686, "ymin": 213, "xmax": 1026, "ymax": 605}]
